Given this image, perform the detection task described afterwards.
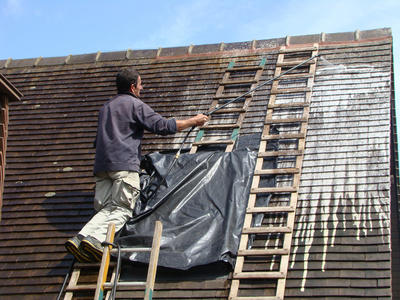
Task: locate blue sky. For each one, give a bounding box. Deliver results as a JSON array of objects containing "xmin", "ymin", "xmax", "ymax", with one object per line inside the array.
[
  {"xmin": 1, "ymin": 0, "xmax": 399, "ymax": 117},
  {"xmin": 1, "ymin": 0, "xmax": 398, "ymax": 59}
]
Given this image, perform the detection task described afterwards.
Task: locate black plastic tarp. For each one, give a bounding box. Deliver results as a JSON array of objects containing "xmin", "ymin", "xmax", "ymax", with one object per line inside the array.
[{"xmin": 115, "ymin": 150, "xmax": 257, "ymax": 270}]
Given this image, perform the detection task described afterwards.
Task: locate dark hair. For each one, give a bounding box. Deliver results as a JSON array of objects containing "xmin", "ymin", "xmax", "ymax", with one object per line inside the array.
[{"xmin": 116, "ymin": 68, "xmax": 140, "ymax": 93}]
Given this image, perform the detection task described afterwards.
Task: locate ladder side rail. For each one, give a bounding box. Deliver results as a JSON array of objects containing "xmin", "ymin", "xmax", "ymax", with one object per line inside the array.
[
  {"xmin": 144, "ymin": 221, "xmax": 163, "ymax": 300},
  {"xmin": 63, "ymin": 267, "xmax": 81, "ymax": 300},
  {"xmin": 274, "ymin": 45, "xmax": 319, "ymax": 299},
  {"xmin": 94, "ymin": 223, "xmax": 116, "ymax": 300}
]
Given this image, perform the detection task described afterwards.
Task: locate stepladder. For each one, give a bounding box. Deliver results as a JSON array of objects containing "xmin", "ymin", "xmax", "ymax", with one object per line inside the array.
[{"xmin": 62, "ymin": 221, "xmax": 163, "ymax": 300}]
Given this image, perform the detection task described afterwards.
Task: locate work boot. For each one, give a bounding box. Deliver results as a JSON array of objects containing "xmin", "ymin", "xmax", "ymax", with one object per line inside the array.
[
  {"xmin": 65, "ymin": 236, "xmax": 97, "ymax": 263},
  {"xmin": 80, "ymin": 236, "xmax": 103, "ymax": 261}
]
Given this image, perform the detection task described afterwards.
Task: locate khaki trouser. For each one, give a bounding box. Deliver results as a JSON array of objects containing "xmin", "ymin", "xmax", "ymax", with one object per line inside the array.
[{"xmin": 79, "ymin": 171, "xmax": 140, "ymax": 242}]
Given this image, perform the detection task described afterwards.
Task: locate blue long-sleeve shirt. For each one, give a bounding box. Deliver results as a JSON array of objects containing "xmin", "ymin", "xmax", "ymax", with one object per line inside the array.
[{"xmin": 93, "ymin": 92, "xmax": 177, "ymax": 174}]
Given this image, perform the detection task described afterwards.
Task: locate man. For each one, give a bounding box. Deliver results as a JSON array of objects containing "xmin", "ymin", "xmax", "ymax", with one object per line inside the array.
[{"xmin": 65, "ymin": 67, "xmax": 208, "ymax": 262}]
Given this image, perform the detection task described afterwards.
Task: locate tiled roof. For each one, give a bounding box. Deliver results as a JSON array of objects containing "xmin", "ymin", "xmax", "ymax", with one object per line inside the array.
[{"xmin": 0, "ymin": 28, "xmax": 398, "ymax": 299}]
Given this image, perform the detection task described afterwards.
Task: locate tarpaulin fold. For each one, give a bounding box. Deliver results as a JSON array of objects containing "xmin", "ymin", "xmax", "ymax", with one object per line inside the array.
[{"xmin": 115, "ymin": 150, "xmax": 257, "ymax": 270}]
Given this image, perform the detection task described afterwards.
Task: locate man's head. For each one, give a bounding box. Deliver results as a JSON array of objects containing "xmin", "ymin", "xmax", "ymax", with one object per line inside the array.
[{"xmin": 116, "ymin": 67, "xmax": 142, "ymax": 97}]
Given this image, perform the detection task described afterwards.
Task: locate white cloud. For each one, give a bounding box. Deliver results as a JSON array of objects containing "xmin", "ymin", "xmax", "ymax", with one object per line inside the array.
[
  {"xmin": 2, "ymin": 0, "xmax": 23, "ymax": 15},
  {"xmin": 233, "ymin": 0, "xmax": 399, "ymax": 42},
  {"xmin": 134, "ymin": 0, "xmax": 228, "ymax": 48}
]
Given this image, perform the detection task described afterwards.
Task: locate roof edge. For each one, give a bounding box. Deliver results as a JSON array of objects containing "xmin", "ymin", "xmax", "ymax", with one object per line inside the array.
[
  {"xmin": 0, "ymin": 28, "xmax": 392, "ymax": 69},
  {"xmin": 0, "ymin": 73, "xmax": 23, "ymax": 101}
]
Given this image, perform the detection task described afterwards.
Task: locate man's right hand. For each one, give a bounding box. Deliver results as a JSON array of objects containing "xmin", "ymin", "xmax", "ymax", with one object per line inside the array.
[
  {"xmin": 176, "ymin": 114, "xmax": 209, "ymax": 131},
  {"xmin": 192, "ymin": 114, "xmax": 208, "ymax": 127}
]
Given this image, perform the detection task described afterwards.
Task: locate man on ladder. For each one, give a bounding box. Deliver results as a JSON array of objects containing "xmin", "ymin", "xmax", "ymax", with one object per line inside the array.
[{"xmin": 65, "ymin": 67, "xmax": 208, "ymax": 262}]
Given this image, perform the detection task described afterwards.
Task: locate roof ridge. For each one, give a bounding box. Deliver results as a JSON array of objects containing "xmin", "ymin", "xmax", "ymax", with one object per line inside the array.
[{"xmin": 0, "ymin": 28, "xmax": 392, "ymax": 69}]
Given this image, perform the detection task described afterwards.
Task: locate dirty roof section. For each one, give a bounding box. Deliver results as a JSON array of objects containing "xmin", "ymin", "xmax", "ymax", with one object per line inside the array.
[{"xmin": 0, "ymin": 27, "xmax": 398, "ymax": 299}]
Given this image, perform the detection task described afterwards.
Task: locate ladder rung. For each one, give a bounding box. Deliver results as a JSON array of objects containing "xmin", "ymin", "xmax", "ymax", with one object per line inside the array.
[
  {"xmin": 254, "ymin": 168, "xmax": 299, "ymax": 175},
  {"xmin": 265, "ymin": 117, "xmax": 307, "ymax": 124},
  {"xmin": 246, "ymin": 206, "xmax": 295, "ymax": 213},
  {"xmin": 242, "ymin": 227, "xmax": 292, "ymax": 234},
  {"xmin": 192, "ymin": 139, "xmax": 235, "ymax": 146},
  {"xmin": 268, "ymin": 102, "xmax": 309, "ymax": 109},
  {"xmin": 258, "ymin": 150, "xmax": 303, "ymax": 157},
  {"xmin": 220, "ymin": 79, "xmax": 258, "ymax": 85},
  {"xmin": 234, "ymin": 271, "xmax": 286, "ymax": 279},
  {"xmin": 276, "ymin": 59, "xmax": 316, "ymax": 67},
  {"xmin": 199, "ymin": 124, "xmax": 240, "ymax": 130},
  {"xmin": 262, "ymin": 133, "xmax": 305, "ymax": 140},
  {"xmin": 110, "ymin": 247, "xmax": 152, "ymax": 254},
  {"xmin": 211, "ymin": 108, "xmax": 246, "ymax": 114},
  {"xmin": 238, "ymin": 248, "xmax": 289, "ymax": 256},
  {"xmin": 227, "ymin": 66, "xmax": 263, "ymax": 72},
  {"xmin": 251, "ymin": 187, "xmax": 297, "ymax": 193},
  {"xmin": 277, "ymin": 73, "xmax": 314, "ymax": 79},
  {"xmin": 271, "ymin": 87, "xmax": 312, "ymax": 94},
  {"xmin": 103, "ymin": 281, "xmax": 146, "ymax": 288}
]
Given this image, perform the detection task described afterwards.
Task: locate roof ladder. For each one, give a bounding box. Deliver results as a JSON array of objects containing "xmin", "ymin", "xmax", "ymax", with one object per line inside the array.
[
  {"xmin": 190, "ymin": 58, "xmax": 266, "ymax": 153},
  {"xmin": 228, "ymin": 44, "xmax": 319, "ymax": 300},
  {"xmin": 62, "ymin": 221, "xmax": 162, "ymax": 300}
]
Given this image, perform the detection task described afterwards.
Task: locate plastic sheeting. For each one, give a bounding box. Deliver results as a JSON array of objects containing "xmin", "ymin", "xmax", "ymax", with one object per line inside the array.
[{"xmin": 115, "ymin": 150, "xmax": 257, "ymax": 270}]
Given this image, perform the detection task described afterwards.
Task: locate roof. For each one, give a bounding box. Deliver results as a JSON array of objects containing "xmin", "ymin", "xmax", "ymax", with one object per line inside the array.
[{"xmin": 0, "ymin": 27, "xmax": 398, "ymax": 299}]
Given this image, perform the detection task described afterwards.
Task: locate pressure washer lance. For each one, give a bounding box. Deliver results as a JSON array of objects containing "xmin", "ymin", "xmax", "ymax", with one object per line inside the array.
[{"xmin": 145, "ymin": 53, "xmax": 320, "ymax": 200}]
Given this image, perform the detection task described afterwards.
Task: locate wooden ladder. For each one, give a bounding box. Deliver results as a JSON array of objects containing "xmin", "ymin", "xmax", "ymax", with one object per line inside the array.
[
  {"xmin": 63, "ymin": 221, "xmax": 163, "ymax": 300},
  {"xmin": 190, "ymin": 58, "xmax": 266, "ymax": 153},
  {"xmin": 228, "ymin": 45, "xmax": 319, "ymax": 300}
]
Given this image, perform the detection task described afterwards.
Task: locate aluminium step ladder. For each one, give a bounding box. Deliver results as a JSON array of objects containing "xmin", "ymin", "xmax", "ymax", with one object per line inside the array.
[
  {"xmin": 228, "ymin": 45, "xmax": 319, "ymax": 300},
  {"xmin": 190, "ymin": 58, "xmax": 266, "ymax": 153},
  {"xmin": 63, "ymin": 221, "xmax": 162, "ymax": 300}
]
